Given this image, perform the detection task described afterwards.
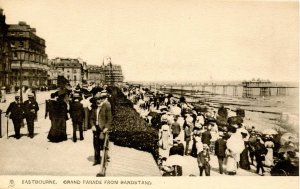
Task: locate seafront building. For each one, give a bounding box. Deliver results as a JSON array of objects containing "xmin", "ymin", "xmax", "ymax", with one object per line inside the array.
[
  {"xmin": 87, "ymin": 57, "xmax": 124, "ymax": 86},
  {"xmin": 102, "ymin": 56, "xmax": 124, "ymax": 85},
  {"xmin": 0, "ymin": 8, "xmax": 12, "ymax": 88},
  {"xmin": 50, "ymin": 57, "xmax": 88, "ymax": 87},
  {"xmin": 8, "ymin": 21, "xmax": 49, "ymax": 89},
  {"xmin": 0, "ymin": 8, "xmax": 124, "ymax": 90},
  {"xmin": 87, "ymin": 65, "xmax": 105, "ymax": 85}
]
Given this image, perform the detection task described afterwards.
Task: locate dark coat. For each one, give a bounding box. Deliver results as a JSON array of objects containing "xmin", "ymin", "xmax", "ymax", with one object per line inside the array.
[
  {"xmin": 53, "ymin": 98, "xmax": 68, "ymax": 120},
  {"xmin": 90, "ymin": 100, "xmax": 112, "ymax": 131},
  {"xmin": 45, "ymin": 99, "xmax": 56, "ymax": 120},
  {"xmin": 171, "ymin": 122, "xmax": 181, "ymax": 135},
  {"xmin": 254, "ymin": 141, "xmax": 268, "ymax": 162},
  {"xmin": 6, "ymin": 101, "xmax": 24, "ymax": 120},
  {"xmin": 23, "ymin": 99, "xmax": 39, "ymax": 118},
  {"xmin": 169, "ymin": 143, "xmax": 184, "ymax": 156},
  {"xmin": 215, "ymin": 138, "xmax": 227, "ymax": 157},
  {"xmin": 69, "ymin": 100, "xmax": 85, "ymax": 123},
  {"xmin": 201, "ymin": 130, "xmax": 212, "ymax": 145}
]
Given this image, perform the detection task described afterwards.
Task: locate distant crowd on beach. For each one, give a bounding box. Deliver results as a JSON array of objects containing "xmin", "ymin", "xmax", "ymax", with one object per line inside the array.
[{"xmin": 124, "ymin": 86, "xmax": 299, "ymax": 176}]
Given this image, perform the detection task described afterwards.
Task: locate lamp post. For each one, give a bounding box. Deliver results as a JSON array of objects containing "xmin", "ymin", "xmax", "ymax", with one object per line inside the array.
[{"xmin": 15, "ymin": 48, "xmax": 26, "ymax": 103}]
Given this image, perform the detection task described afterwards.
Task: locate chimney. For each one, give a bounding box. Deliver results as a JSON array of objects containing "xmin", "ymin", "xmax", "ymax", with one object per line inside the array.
[
  {"xmin": 31, "ymin": 28, "xmax": 36, "ymax": 33},
  {"xmin": 0, "ymin": 8, "xmax": 3, "ymax": 15},
  {"xmin": 19, "ymin": 21, "xmax": 27, "ymax": 26}
]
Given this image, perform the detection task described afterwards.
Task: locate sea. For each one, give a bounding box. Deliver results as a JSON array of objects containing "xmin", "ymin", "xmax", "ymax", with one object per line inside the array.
[{"xmin": 149, "ymin": 83, "xmax": 299, "ymax": 135}]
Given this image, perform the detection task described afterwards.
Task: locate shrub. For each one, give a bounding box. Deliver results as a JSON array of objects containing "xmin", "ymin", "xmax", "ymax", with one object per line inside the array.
[{"xmin": 109, "ymin": 87, "xmax": 159, "ymax": 160}]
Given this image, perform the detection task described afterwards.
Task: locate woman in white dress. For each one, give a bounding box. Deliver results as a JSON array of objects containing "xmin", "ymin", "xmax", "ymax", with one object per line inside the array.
[
  {"xmin": 159, "ymin": 118, "xmax": 173, "ymax": 158},
  {"xmin": 264, "ymin": 135, "xmax": 275, "ymax": 167},
  {"xmin": 225, "ymin": 125, "xmax": 245, "ymax": 175}
]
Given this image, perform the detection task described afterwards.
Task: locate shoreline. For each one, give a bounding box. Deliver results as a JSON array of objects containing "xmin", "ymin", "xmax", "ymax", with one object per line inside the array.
[{"xmin": 168, "ymin": 91, "xmax": 298, "ymax": 135}]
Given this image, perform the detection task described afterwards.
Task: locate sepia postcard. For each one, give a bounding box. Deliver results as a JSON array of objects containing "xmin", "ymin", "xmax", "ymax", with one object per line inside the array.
[{"xmin": 0, "ymin": 0, "xmax": 298, "ymax": 189}]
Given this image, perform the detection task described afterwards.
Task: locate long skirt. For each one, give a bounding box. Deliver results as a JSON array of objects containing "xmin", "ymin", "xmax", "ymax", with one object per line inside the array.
[
  {"xmin": 264, "ymin": 148, "xmax": 274, "ymax": 167},
  {"xmin": 47, "ymin": 118, "xmax": 67, "ymax": 142},
  {"xmin": 226, "ymin": 155, "xmax": 237, "ymax": 173},
  {"xmin": 240, "ymin": 148, "xmax": 251, "ymax": 170},
  {"xmin": 161, "ymin": 131, "xmax": 170, "ymax": 150}
]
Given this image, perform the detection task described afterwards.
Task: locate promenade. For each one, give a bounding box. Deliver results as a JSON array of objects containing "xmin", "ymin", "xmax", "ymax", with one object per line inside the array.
[
  {"xmin": 0, "ymin": 94, "xmax": 99, "ymax": 176},
  {"xmin": 0, "ymin": 90, "xmax": 269, "ymax": 176}
]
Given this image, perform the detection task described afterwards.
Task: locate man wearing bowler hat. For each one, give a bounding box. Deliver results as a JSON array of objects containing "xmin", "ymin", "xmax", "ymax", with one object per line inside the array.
[
  {"xmin": 5, "ymin": 95, "xmax": 24, "ymax": 139},
  {"xmin": 69, "ymin": 93, "xmax": 85, "ymax": 142},
  {"xmin": 90, "ymin": 90, "xmax": 112, "ymax": 165},
  {"xmin": 23, "ymin": 93, "xmax": 39, "ymax": 138}
]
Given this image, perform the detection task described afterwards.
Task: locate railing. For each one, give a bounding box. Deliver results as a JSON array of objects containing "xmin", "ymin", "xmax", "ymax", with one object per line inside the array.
[{"xmin": 96, "ymin": 132, "xmax": 110, "ymax": 177}]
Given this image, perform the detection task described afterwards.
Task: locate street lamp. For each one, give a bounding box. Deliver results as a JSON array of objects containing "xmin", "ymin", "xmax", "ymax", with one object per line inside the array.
[{"xmin": 15, "ymin": 48, "xmax": 26, "ymax": 103}]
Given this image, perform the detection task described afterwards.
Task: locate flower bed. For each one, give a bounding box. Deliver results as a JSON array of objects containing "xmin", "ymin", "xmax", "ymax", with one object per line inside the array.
[{"xmin": 108, "ymin": 87, "xmax": 159, "ymax": 160}]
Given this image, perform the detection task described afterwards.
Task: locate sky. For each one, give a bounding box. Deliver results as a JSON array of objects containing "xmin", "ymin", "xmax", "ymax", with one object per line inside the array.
[{"xmin": 0, "ymin": 0, "xmax": 298, "ymax": 82}]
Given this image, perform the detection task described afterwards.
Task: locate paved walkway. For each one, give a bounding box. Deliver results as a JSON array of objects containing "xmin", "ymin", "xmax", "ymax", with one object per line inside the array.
[
  {"xmin": 0, "ymin": 90, "xmax": 53, "ymax": 137},
  {"xmin": 106, "ymin": 143, "xmax": 161, "ymax": 176},
  {"xmin": 0, "ymin": 96, "xmax": 161, "ymax": 176},
  {"xmin": 0, "ymin": 102, "xmax": 100, "ymax": 176},
  {"xmin": 0, "ymin": 91, "xmax": 270, "ymax": 176}
]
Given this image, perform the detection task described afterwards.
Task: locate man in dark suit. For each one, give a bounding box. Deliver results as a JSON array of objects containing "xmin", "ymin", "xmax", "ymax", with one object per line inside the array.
[
  {"xmin": 214, "ymin": 132, "xmax": 227, "ymax": 174},
  {"xmin": 69, "ymin": 93, "xmax": 85, "ymax": 142},
  {"xmin": 23, "ymin": 93, "xmax": 39, "ymax": 138},
  {"xmin": 6, "ymin": 95, "xmax": 24, "ymax": 139},
  {"xmin": 201, "ymin": 125, "xmax": 212, "ymax": 147},
  {"xmin": 90, "ymin": 91, "xmax": 112, "ymax": 165}
]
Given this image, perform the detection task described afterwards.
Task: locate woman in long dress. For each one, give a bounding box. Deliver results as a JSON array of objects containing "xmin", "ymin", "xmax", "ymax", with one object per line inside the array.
[
  {"xmin": 47, "ymin": 94, "xmax": 68, "ymax": 142},
  {"xmin": 225, "ymin": 126, "xmax": 245, "ymax": 175},
  {"xmin": 239, "ymin": 141, "xmax": 251, "ymax": 170},
  {"xmin": 264, "ymin": 136, "xmax": 275, "ymax": 167},
  {"xmin": 159, "ymin": 119, "xmax": 173, "ymax": 158}
]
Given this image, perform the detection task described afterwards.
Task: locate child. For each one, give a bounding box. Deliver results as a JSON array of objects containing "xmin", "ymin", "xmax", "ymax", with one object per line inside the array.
[{"xmin": 197, "ymin": 144, "xmax": 211, "ymax": 176}]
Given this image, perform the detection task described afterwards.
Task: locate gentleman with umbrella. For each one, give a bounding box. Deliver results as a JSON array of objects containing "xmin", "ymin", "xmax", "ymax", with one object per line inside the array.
[
  {"xmin": 90, "ymin": 91, "xmax": 112, "ymax": 166},
  {"xmin": 5, "ymin": 95, "xmax": 24, "ymax": 139}
]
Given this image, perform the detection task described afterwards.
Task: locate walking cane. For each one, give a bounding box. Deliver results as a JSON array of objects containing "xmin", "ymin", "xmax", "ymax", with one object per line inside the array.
[{"xmin": 6, "ymin": 116, "xmax": 9, "ymax": 139}]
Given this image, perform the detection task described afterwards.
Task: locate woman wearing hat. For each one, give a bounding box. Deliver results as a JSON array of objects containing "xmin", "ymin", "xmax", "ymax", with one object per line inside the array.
[
  {"xmin": 225, "ymin": 125, "xmax": 245, "ymax": 175},
  {"xmin": 159, "ymin": 117, "xmax": 172, "ymax": 151},
  {"xmin": 47, "ymin": 93, "xmax": 68, "ymax": 142},
  {"xmin": 264, "ymin": 135, "xmax": 275, "ymax": 167}
]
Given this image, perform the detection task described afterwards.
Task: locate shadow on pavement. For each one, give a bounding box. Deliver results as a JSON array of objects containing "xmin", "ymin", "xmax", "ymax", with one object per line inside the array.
[{"xmin": 87, "ymin": 155, "xmax": 94, "ymax": 162}]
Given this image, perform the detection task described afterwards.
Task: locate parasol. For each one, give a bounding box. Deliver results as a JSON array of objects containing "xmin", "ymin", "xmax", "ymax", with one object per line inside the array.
[
  {"xmin": 262, "ymin": 128, "xmax": 278, "ymax": 135},
  {"xmin": 280, "ymin": 133, "xmax": 299, "ymax": 145},
  {"xmin": 278, "ymin": 145, "xmax": 296, "ymax": 154}
]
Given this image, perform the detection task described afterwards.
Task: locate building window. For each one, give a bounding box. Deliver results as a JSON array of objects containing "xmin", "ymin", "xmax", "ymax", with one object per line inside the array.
[
  {"xmin": 19, "ymin": 41, "xmax": 24, "ymax": 48},
  {"xmin": 74, "ymin": 75, "xmax": 77, "ymax": 81}
]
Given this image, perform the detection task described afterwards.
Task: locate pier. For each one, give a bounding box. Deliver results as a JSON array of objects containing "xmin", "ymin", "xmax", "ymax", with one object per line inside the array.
[{"xmin": 133, "ymin": 80, "xmax": 297, "ymax": 98}]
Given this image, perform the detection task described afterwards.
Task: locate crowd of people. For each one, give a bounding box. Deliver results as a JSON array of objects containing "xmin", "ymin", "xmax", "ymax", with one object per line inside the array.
[
  {"xmin": 124, "ymin": 86, "xmax": 299, "ymax": 176},
  {"xmin": 4, "ymin": 83, "xmax": 299, "ymax": 176},
  {"xmin": 5, "ymin": 84, "xmax": 112, "ymax": 166}
]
